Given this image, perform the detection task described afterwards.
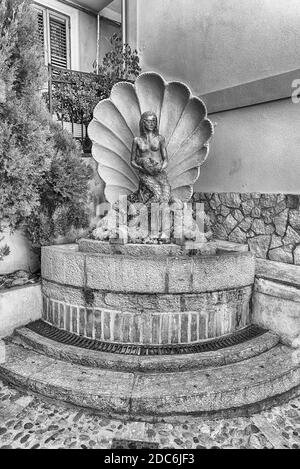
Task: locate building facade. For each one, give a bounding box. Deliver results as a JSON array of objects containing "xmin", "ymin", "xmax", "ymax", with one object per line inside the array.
[{"xmin": 33, "ymin": 0, "xmax": 122, "ymax": 73}]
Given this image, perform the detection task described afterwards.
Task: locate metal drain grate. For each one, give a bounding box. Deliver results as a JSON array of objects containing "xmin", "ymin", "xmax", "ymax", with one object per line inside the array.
[{"xmin": 26, "ymin": 320, "xmax": 266, "ymax": 356}]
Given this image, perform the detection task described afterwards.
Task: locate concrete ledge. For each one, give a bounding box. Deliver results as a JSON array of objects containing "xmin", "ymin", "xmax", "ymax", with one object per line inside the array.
[
  {"xmin": 0, "ymin": 284, "xmax": 42, "ymax": 338},
  {"xmin": 253, "ymin": 260, "xmax": 300, "ymax": 341},
  {"xmin": 78, "ymin": 239, "xmax": 183, "ymax": 257},
  {"xmin": 1, "ymin": 342, "xmax": 299, "ymax": 418},
  {"xmin": 13, "ymin": 327, "xmax": 279, "ymax": 372},
  {"xmin": 252, "ymin": 290, "xmax": 300, "ymax": 340},
  {"xmin": 78, "ymin": 238, "xmax": 248, "ymax": 257},
  {"xmin": 255, "ymin": 278, "xmax": 300, "ymax": 303},
  {"xmin": 256, "ymin": 259, "xmax": 300, "ymax": 288}
]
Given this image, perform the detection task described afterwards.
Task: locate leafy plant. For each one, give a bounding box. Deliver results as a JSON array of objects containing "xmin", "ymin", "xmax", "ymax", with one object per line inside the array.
[
  {"xmin": 0, "ymin": 0, "xmax": 92, "ymax": 260},
  {"xmin": 96, "ymin": 33, "xmax": 142, "ymax": 95},
  {"xmin": 50, "ymin": 33, "xmax": 141, "ymax": 126},
  {"xmin": 0, "ymin": 237, "xmax": 10, "ymax": 261},
  {"xmin": 25, "ymin": 122, "xmax": 92, "ymax": 250}
]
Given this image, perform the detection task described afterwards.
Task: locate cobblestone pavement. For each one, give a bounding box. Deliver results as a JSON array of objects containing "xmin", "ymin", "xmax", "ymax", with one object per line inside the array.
[{"xmin": 0, "ymin": 379, "xmax": 299, "ymax": 449}]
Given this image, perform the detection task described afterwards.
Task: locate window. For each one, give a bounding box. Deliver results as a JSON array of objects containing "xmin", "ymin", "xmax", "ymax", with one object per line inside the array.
[{"xmin": 35, "ymin": 5, "xmax": 71, "ymax": 69}]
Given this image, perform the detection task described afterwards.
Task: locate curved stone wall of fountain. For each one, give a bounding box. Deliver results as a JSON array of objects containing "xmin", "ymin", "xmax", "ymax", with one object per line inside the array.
[{"xmin": 41, "ymin": 244, "xmax": 255, "ymax": 346}]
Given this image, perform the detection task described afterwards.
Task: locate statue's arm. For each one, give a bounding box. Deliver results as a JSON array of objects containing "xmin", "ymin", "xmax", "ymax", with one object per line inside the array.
[
  {"xmin": 160, "ymin": 136, "xmax": 168, "ymax": 170},
  {"xmin": 131, "ymin": 138, "xmax": 143, "ymax": 172}
]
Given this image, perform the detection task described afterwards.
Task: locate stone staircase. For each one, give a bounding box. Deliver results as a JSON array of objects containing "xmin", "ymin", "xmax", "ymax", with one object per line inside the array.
[{"xmin": 0, "ymin": 321, "xmax": 299, "ymax": 420}]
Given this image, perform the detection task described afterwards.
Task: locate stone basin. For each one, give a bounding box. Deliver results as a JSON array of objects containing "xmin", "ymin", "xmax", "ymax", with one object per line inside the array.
[{"xmin": 41, "ymin": 241, "xmax": 255, "ymax": 346}]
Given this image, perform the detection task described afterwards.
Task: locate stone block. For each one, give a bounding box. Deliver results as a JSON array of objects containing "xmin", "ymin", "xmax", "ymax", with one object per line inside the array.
[
  {"xmin": 103, "ymin": 310, "xmax": 111, "ymax": 341},
  {"xmin": 274, "ymin": 209, "xmax": 289, "ymax": 236},
  {"xmin": 79, "ymin": 308, "xmax": 86, "ymax": 336},
  {"xmin": 170, "ymin": 314, "xmax": 179, "ymax": 344},
  {"xmin": 283, "ymin": 227, "xmax": 300, "ymax": 245},
  {"xmin": 78, "ymin": 239, "xmax": 182, "ymax": 258},
  {"xmin": 42, "ymin": 246, "xmax": 85, "ymax": 287},
  {"xmin": 167, "ymin": 258, "xmax": 193, "ymax": 293},
  {"xmin": 289, "ymin": 210, "xmax": 300, "ymax": 231},
  {"xmin": 190, "ymin": 313, "xmax": 198, "ymax": 342},
  {"xmin": 251, "ymin": 219, "xmax": 266, "ymax": 235},
  {"xmin": 72, "ymin": 306, "xmax": 78, "ymax": 334},
  {"xmin": 59, "ymin": 303, "xmax": 65, "ymax": 329},
  {"xmin": 151, "ymin": 315, "xmax": 160, "ymax": 344},
  {"xmin": 219, "ymin": 193, "xmax": 241, "ymax": 208},
  {"xmin": 161, "ymin": 314, "xmax": 170, "ymax": 344},
  {"xmin": 0, "ymin": 284, "xmax": 42, "ymax": 338},
  {"xmin": 268, "ymin": 245, "xmax": 293, "ymax": 264},
  {"xmin": 256, "ymin": 258, "xmax": 300, "ymax": 285},
  {"xmin": 132, "ymin": 314, "xmax": 141, "ymax": 343},
  {"xmin": 180, "ymin": 314, "xmax": 189, "ymax": 343},
  {"xmin": 255, "ymin": 278, "xmax": 300, "ymax": 304},
  {"xmin": 65, "ymin": 305, "xmax": 71, "ymax": 332},
  {"xmin": 229, "ymin": 227, "xmax": 247, "ymax": 243},
  {"xmin": 270, "ymin": 235, "xmax": 283, "ymax": 249},
  {"xmin": 42, "ymin": 280, "xmax": 82, "ymax": 304},
  {"xmin": 225, "ymin": 213, "xmax": 239, "ymax": 232},
  {"xmin": 248, "ymin": 235, "xmax": 271, "ymax": 258},
  {"xmin": 86, "ymin": 255, "xmax": 167, "ymax": 293},
  {"xmin": 241, "ymin": 199, "xmax": 255, "ymax": 216},
  {"xmin": 192, "ymin": 253, "xmax": 255, "ymax": 293},
  {"xmin": 260, "ymin": 194, "xmax": 277, "ymax": 208},
  {"xmin": 214, "ymin": 239, "xmax": 249, "ymax": 252},
  {"xmin": 252, "ymin": 288, "xmax": 300, "ymax": 340},
  {"xmin": 251, "ymin": 207, "xmax": 261, "ymax": 218},
  {"xmin": 111, "ymin": 312, "xmax": 120, "ymax": 342},
  {"xmin": 213, "ymin": 223, "xmax": 227, "ymax": 239},
  {"xmin": 94, "ymin": 309, "xmax": 102, "ymax": 340},
  {"xmin": 286, "ymin": 195, "xmax": 300, "ymax": 209}
]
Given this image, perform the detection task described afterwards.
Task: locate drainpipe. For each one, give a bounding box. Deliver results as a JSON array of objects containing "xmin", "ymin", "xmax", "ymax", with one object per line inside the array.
[
  {"xmin": 96, "ymin": 12, "xmax": 101, "ymax": 74},
  {"xmin": 122, "ymin": 0, "xmax": 127, "ymax": 45}
]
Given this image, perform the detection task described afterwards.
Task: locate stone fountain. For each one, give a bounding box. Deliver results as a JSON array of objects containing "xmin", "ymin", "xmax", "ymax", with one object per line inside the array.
[
  {"xmin": 42, "ymin": 72, "xmax": 254, "ymax": 347},
  {"xmin": 0, "ymin": 73, "xmax": 299, "ymax": 419}
]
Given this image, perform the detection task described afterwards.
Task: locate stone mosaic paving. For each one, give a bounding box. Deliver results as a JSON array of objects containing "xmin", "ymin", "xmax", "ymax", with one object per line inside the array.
[{"xmin": 0, "ymin": 379, "xmax": 299, "ymax": 449}]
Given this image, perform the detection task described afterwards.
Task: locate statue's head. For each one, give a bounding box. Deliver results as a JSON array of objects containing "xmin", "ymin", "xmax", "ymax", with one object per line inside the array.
[{"xmin": 139, "ymin": 111, "xmax": 159, "ymax": 137}]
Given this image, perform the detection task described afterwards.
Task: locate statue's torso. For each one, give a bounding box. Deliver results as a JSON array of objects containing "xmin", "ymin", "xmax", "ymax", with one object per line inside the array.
[{"xmin": 136, "ymin": 136, "xmax": 162, "ymax": 168}]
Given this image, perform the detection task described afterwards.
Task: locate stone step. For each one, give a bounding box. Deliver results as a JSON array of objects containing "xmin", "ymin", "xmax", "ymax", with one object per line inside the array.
[
  {"xmin": 0, "ymin": 342, "xmax": 299, "ymax": 419},
  {"xmin": 11, "ymin": 326, "xmax": 280, "ymax": 372}
]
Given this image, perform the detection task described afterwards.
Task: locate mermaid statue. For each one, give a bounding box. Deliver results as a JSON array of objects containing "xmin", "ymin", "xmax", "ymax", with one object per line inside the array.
[
  {"xmin": 88, "ymin": 72, "xmax": 214, "ymax": 244},
  {"xmin": 130, "ymin": 111, "xmax": 171, "ymax": 204}
]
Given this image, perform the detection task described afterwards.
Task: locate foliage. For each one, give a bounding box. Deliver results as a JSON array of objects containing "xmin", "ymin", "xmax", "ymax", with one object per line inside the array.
[
  {"xmin": 0, "ymin": 238, "xmax": 10, "ymax": 261},
  {"xmin": 25, "ymin": 122, "xmax": 92, "ymax": 248},
  {"xmin": 0, "ymin": 0, "xmax": 92, "ymax": 259},
  {"xmin": 50, "ymin": 33, "xmax": 141, "ymax": 125},
  {"xmin": 96, "ymin": 33, "xmax": 142, "ymax": 95}
]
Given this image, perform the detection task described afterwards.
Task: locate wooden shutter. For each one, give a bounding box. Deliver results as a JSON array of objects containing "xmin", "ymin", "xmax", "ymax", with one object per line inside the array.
[
  {"xmin": 37, "ymin": 11, "xmax": 45, "ymax": 50},
  {"xmin": 49, "ymin": 14, "xmax": 69, "ymax": 69}
]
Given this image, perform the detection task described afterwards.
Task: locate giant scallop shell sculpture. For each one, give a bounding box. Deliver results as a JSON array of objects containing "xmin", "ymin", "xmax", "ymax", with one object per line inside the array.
[{"xmin": 88, "ymin": 72, "xmax": 214, "ymax": 204}]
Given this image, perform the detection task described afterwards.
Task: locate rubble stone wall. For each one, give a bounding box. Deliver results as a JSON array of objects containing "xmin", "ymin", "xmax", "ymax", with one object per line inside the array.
[{"xmin": 194, "ymin": 193, "xmax": 300, "ymax": 265}]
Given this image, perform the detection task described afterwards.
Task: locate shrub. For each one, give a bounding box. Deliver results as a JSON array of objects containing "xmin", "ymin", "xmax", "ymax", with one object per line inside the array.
[
  {"xmin": 0, "ymin": 0, "xmax": 92, "ymax": 260},
  {"xmin": 25, "ymin": 122, "xmax": 92, "ymax": 250}
]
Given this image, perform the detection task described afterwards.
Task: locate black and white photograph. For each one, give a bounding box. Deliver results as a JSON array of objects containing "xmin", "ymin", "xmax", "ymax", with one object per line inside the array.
[{"xmin": 0, "ymin": 0, "xmax": 300, "ymax": 452}]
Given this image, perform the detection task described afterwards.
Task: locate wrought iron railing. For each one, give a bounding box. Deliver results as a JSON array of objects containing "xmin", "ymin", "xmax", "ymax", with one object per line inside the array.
[{"xmin": 47, "ymin": 64, "xmax": 135, "ymax": 155}]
